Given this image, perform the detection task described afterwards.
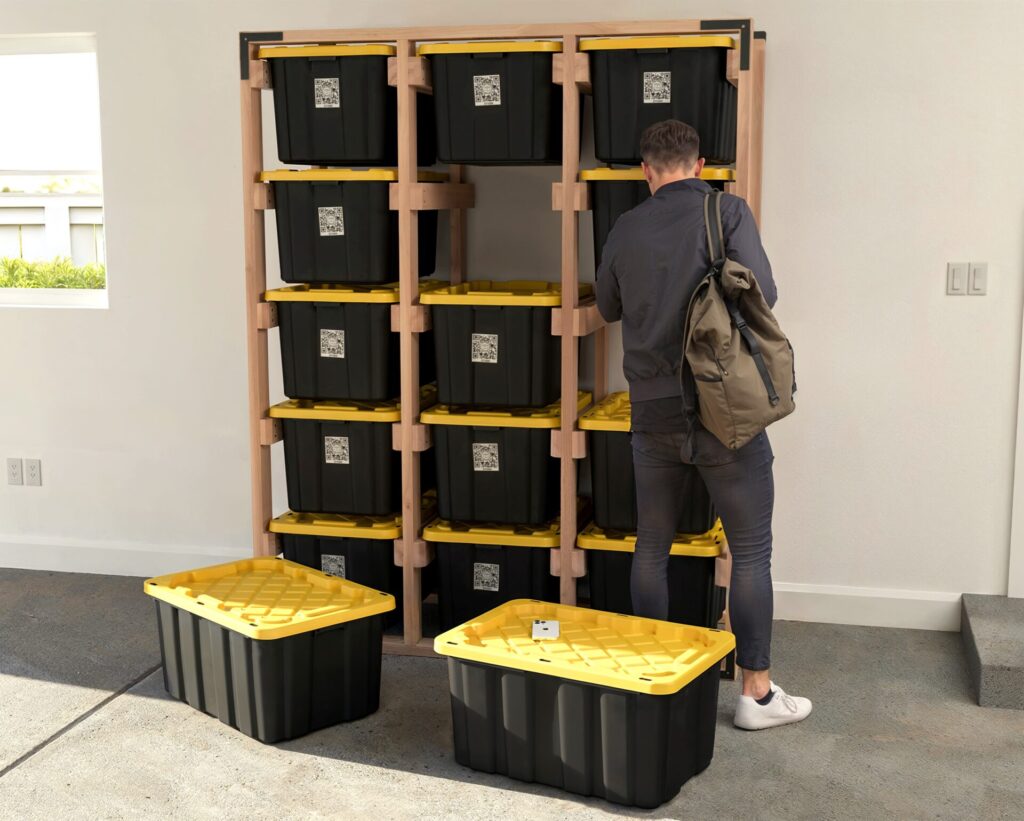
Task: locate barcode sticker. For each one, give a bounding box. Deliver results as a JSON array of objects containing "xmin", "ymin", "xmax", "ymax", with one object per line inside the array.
[
  {"xmin": 324, "ymin": 435, "xmax": 350, "ymax": 465},
  {"xmin": 471, "ymin": 333, "xmax": 498, "ymax": 364},
  {"xmin": 314, "ymin": 77, "xmax": 340, "ymax": 108},
  {"xmin": 532, "ymin": 619, "xmax": 560, "ymax": 640},
  {"xmin": 320, "ymin": 329, "xmax": 345, "ymax": 359},
  {"xmin": 643, "ymin": 71, "xmax": 671, "ymax": 104},
  {"xmin": 318, "ymin": 206, "xmax": 345, "ymax": 237},
  {"xmin": 472, "ymin": 442, "xmax": 499, "ymax": 472},
  {"xmin": 321, "ymin": 554, "xmax": 346, "ymax": 578},
  {"xmin": 473, "ymin": 74, "xmax": 501, "ymax": 106},
  {"xmin": 473, "ymin": 562, "xmax": 500, "ymax": 592}
]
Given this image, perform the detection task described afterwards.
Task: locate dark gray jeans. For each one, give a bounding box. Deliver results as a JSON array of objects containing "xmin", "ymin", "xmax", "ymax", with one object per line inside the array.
[{"xmin": 631, "ymin": 429, "xmax": 775, "ymax": 671}]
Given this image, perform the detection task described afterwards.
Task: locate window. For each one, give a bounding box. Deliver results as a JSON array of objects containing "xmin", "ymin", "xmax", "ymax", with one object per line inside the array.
[{"xmin": 0, "ymin": 34, "xmax": 106, "ymax": 307}]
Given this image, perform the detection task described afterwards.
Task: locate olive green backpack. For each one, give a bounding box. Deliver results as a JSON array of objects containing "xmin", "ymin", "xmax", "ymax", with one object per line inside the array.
[{"xmin": 681, "ymin": 191, "xmax": 796, "ymax": 450}]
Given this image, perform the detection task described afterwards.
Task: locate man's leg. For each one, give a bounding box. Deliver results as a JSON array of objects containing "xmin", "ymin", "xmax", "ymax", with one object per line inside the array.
[{"xmin": 630, "ymin": 432, "xmax": 689, "ymax": 621}]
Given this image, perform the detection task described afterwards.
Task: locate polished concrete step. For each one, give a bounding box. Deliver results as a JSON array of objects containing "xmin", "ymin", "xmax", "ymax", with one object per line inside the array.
[{"xmin": 961, "ymin": 593, "xmax": 1024, "ymax": 710}]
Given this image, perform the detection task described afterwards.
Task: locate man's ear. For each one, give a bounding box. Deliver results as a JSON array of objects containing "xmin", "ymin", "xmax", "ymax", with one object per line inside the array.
[
  {"xmin": 641, "ymin": 161, "xmax": 653, "ymax": 182},
  {"xmin": 694, "ymin": 157, "xmax": 706, "ymax": 176}
]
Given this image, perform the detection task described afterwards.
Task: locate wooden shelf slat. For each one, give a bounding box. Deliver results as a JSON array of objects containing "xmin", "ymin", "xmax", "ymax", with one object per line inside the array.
[
  {"xmin": 386, "ymin": 56, "xmax": 432, "ymax": 93},
  {"xmin": 389, "ymin": 182, "xmax": 475, "ymax": 211}
]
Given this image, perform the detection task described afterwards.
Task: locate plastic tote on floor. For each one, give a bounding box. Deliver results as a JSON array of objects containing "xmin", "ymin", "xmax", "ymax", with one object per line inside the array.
[
  {"xmin": 271, "ymin": 496, "xmax": 438, "ymax": 626},
  {"xmin": 423, "ymin": 518, "xmax": 560, "ymax": 631},
  {"xmin": 259, "ymin": 44, "xmax": 436, "ymax": 167},
  {"xmin": 269, "ymin": 386, "xmax": 435, "ymax": 515},
  {"xmin": 582, "ymin": 167, "xmax": 734, "ymax": 269},
  {"xmin": 421, "ymin": 281, "xmax": 591, "ymax": 407},
  {"xmin": 266, "ymin": 281, "xmax": 442, "ymax": 401},
  {"xmin": 435, "ymin": 600, "xmax": 735, "ymax": 808},
  {"xmin": 145, "ymin": 557, "xmax": 394, "ymax": 743},
  {"xmin": 578, "ymin": 521, "xmax": 726, "ymax": 628},
  {"xmin": 262, "ymin": 168, "xmax": 441, "ymax": 285},
  {"xmin": 578, "ymin": 391, "xmax": 715, "ymax": 533},
  {"xmin": 421, "ymin": 392, "xmax": 590, "ymax": 525},
  {"xmin": 418, "ymin": 41, "xmax": 563, "ymax": 164},
  {"xmin": 581, "ymin": 36, "xmax": 738, "ymax": 165}
]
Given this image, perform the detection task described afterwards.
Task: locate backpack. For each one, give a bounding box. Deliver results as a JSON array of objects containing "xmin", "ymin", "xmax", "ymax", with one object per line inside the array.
[{"xmin": 681, "ymin": 191, "xmax": 796, "ymax": 450}]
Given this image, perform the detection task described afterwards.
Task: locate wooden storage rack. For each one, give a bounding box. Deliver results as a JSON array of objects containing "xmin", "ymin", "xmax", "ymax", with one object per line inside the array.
[{"xmin": 239, "ymin": 19, "xmax": 766, "ymax": 656}]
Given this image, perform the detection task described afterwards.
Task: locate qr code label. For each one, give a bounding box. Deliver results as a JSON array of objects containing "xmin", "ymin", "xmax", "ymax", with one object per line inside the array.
[
  {"xmin": 318, "ymin": 206, "xmax": 345, "ymax": 237},
  {"xmin": 472, "ymin": 442, "xmax": 500, "ymax": 472},
  {"xmin": 324, "ymin": 435, "xmax": 350, "ymax": 465},
  {"xmin": 320, "ymin": 329, "xmax": 346, "ymax": 359},
  {"xmin": 643, "ymin": 71, "xmax": 671, "ymax": 104},
  {"xmin": 473, "ymin": 562, "xmax": 500, "ymax": 592},
  {"xmin": 314, "ymin": 77, "xmax": 340, "ymax": 108},
  {"xmin": 473, "ymin": 74, "xmax": 501, "ymax": 106},
  {"xmin": 471, "ymin": 333, "xmax": 498, "ymax": 364},
  {"xmin": 321, "ymin": 554, "xmax": 346, "ymax": 577}
]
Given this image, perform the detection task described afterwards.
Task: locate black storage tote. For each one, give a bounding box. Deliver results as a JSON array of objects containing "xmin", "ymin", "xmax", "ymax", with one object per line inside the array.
[
  {"xmin": 423, "ymin": 518, "xmax": 560, "ymax": 631},
  {"xmin": 581, "ymin": 35, "xmax": 738, "ymax": 165},
  {"xmin": 434, "ymin": 600, "xmax": 735, "ymax": 808},
  {"xmin": 266, "ymin": 282, "xmax": 440, "ymax": 401},
  {"xmin": 145, "ymin": 558, "xmax": 394, "ymax": 743},
  {"xmin": 582, "ymin": 167, "xmax": 733, "ymax": 269},
  {"xmin": 419, "ymin": 41, "xmax": 563, "ymax": 164},
  {"xmin": 262, "ymin": 168, "xmax": 440, "ymax": 285},
  {"xmin": 421, "ymin": 392, "xmax": 589, "ymax": 526},
  {"xmin": 579, "ymin": 392, "xmax": 715, "ymax": 533},
  {"xmin": 260, "ymin": 44, "xmax": 437, "ymax": 167},
  {"xmin": 578, "ymin": 521, "xmax": 726, "ymax": 628},
  {"xmin": 269, "ymin": 388, "xmax": 435, "ymax": 516},
  {"xmin": 271, "ymin": 503, "xmax": 438, "ymax": 626},
  {"xmin": 422, "ymin": 281, "xmax": 591, "ymax": 407}
]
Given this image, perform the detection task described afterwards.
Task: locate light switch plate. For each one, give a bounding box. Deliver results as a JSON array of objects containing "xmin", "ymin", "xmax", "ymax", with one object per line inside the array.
[
  {"xmin": 24, "ymin": 459, "xmax": 41, "ymax": 486},
  {"xmin": 6, "ymin": 458, "xmax": 22, "ymax": 485},
  {"xmin": 947, "ymin": 262, "xmax": 969, "ymax": 295},
  {"xmin": 969, "ymin": 262, "xmax": 988, "ymax": 295}
]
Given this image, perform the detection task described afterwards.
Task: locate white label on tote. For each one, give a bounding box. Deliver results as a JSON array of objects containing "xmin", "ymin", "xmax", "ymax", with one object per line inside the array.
[
  {"xmin": 473, "ymin": 562, "xmax": 500, "ymax": 592},
  {"xmin": 471, "ymin": 333, "xmax": 498, "ymax": 364},
  {"xmin": 320, "ymin": 329, "xmax": 346, "ymax": 359},
  {"xmin": 324, "ymin": 435, "xmax": 350, "ymax": 465},
  {"xmin": 472, "ymin": 442, "xmax": 499, "ymax": 472},
  {"xmin": 318, "ymin": 206, "xmax": 345, "ymax": 236},
  {"xmin": 314, "ymin": 77, "xmax": 340, "ymax": 108},
  {"xmin": 473, "ymin": 74, "xmax": 501, "ymax": 106},
  {"xmin": 643, "ymin": 71, "xmax": 671, "ymax": 104},
  {"xmin": 321, "ymin": 554, "xmax": 346, "ymax": 578},
  {"xmin": 532, "ymin": 619, "xmax": 560, "ymax": 640}
]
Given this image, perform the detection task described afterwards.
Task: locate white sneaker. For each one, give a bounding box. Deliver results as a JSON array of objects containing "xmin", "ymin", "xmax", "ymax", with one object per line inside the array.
[{"xmin": 733, "ymin": 681, "xmax": 813, "ymax": 730}]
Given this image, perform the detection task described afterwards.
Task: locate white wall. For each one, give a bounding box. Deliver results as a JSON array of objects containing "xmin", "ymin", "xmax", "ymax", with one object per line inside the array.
[{"xmin": 1, "ymin": 0, "xmax": 1022, "ymax": 630}]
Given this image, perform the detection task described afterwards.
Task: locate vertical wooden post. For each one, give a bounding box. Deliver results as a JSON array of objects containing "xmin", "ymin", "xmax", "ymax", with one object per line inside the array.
[
  {"xmin": 240, "ymin": 45, "xmax": 275, "ymax": 557},
  {"xmin": 733, "ymin": 34, "xmax": 754, "ymax": 206},
  {"xmin": 558, "ymin": 33, "xmax": 582, "ymax": 605},
  {"xmin": 449, "ymin": 164, "xmax": 466, "ymax": 285},
  {"xmin": 748, "ymin": 34, "xmax": 767, "ymax": 226},
  {"xmin": 395, "ymin": 39, "xmax": 424, "ymax": 645}
]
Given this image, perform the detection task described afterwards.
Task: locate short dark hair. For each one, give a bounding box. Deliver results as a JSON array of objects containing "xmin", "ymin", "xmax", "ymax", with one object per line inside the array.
[{"xmin": 639, "ymin": 120, "xmax": 700, "ymax": 171}]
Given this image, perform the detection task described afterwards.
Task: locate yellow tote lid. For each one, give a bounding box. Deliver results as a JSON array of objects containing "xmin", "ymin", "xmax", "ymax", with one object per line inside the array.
[
  {"xmin": 269, "ymin": 493, "xmax": 436, "ymax": 540},
  {"xmin": 258, "ymin": 44, "xmax": 396, "ymax": 58},
  {"xmin": 269, "ymin": 384, "xmax": 436, "ymax": 423},
  {"xmin": 421, "ymin": 391, "xmax": 591, "ymax": 429},
  {"xmin": 264, "ymin": 280, "xmax": 447, "ymax": 304},
  {"xmin": 434, "ymin": 599, "xmax": 735, "ymax": 695},
  {"xmin": 259, "ymin": 169, "xmax": 448, "ymax": 183},
  {"xmin": 579, "ymin": 167, "xmax": 735, "ymax": 182},
  {"xmin": 578, "ymin": 391, "xmax": 631, "ymax": 432},
  {"xmin": 577, "ymin": 520, "xmax": 725, "ymax": 558},
  {"xmin": 418, "ymin": 40, "xmax": 562, "ymax": 56},
  {"xmin": 423, "ymin": 518, "xmax": 562, "ymax": 548},
  {"xmin": 420, "ymin": 280, "xmax": 592, "ymax": 307},
  {"xmin": 579, "ymin": 35, "xmax": 735, "ymax": 51},
  {"xmin": 144, "ymin": 558, "xmax": 395, "ymax": 640}
]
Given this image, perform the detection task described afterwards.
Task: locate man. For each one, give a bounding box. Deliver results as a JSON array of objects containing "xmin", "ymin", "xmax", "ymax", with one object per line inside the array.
[{"xmin": 595, "ymin": 119, "xmax": 812, "ymax": 730}]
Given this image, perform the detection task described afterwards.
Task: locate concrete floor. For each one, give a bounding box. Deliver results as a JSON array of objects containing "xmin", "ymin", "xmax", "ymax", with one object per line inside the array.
[{"xmin": 1, "ymin": 569, "xmax": 1022, "ymax": 820}]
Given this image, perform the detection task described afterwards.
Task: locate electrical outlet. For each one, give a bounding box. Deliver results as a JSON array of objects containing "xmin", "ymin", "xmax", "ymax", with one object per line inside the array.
[
  {"xmin": 6, "ymin": 458, "xmax": 23, "ymax": 485},
  {"xmin": 969, "ymin": 262, "xmax": 988, "ymax": 295},
  {"xmin": 947, "ymin": 262, "xmax": 969, "ymax": 295},
  {"xmin": 24, "ymin": 459, "xmax": 41, "ymax": 487}
]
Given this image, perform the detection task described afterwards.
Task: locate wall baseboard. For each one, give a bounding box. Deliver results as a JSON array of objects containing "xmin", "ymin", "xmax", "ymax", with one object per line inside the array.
[{"xmin": 0, "ymin": 539, "xmax": 964, "ymax": 631}]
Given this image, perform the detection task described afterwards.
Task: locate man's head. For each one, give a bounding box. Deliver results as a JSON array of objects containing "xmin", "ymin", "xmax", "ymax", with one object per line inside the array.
[{"xmin": 639, "ymin": 120, "xmax": 704, "ymax": 194}]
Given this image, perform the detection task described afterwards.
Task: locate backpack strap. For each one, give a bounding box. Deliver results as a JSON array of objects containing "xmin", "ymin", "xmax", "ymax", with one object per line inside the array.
[
  {"xmin": 703, "ymin": 191, "xmax": 727, "ymax": 271},
  {"xmin": 725, "ymin": 297, "xmax": 781, "ymax": 407}
]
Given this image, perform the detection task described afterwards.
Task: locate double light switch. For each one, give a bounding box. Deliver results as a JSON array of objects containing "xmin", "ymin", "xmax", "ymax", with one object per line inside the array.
[{"xmin": 947, "ymin": 262, "xmax": 987, "ymax": 295}]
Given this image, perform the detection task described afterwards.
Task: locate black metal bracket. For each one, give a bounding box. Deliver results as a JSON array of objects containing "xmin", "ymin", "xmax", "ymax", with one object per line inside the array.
[
  {"xmin": 239, "ymin": 31, "xmax": 283, "ymax": 79},
  {"xmin": 754, "ymin": 31, "xmax": 767, "ymax": 41},
  {"xmin": 700, "ymin": 18, "xmax": 752, "ymax": 70}
]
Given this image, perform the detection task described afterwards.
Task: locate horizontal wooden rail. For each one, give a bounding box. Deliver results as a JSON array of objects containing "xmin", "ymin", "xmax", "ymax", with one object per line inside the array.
[
  {"xmin": 255, "ymin": 302, "xmax": 278, "ymax": 329},
  {"xmin": 387, "ymin": 56, "xmax": 432, "ymax": 93},
  {"xmin": 550, "ymin": 547, "xmax": 587, "ymax": 578},
  {"xmin": 393, "ymin": 538, "xmax": 434, "ymax": 568},
  {"xmin": 258, "ymin": 418, "xmax": 282, "ymax": 446},
  {"xmin": 552, "ymin": 52, "xmax": 591, "ymax": 93},
  {"xmin": 551, "ymin": 181, "xmax": 590, "ymax": 212},
  {"xmin": 550, "ymin": 429, "xmax": 586, "ymax": 459},
  {"xmin": 390, "ymin": 303, "xmax": 430, "ymax": 332},
  {"xmin": 389, "ymin": 182, "xmax": 475, "ymax": 211},
  {"xmin": 253, "ymin": 183, "xmax": 274, "ymax": 210},
  {"xmin": 551, "ymin": 297, "xmax": 607, "ymax": 336},
  {"xmin": 249, "ymin": 60, "xmax": 271, "ymax": 89},
  {"xmin": 393, "ymin": 422, "xmax": 431, "ymax": 452}
]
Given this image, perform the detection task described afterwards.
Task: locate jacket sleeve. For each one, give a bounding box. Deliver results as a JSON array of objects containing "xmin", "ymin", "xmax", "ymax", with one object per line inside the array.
[
  {"xmin": 723, "ymin": 197, "xmax": 777, "ymax": 307},
  {"xmin": 595, "ymin": 223, "xmax": 623, "ymax": 322}
]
